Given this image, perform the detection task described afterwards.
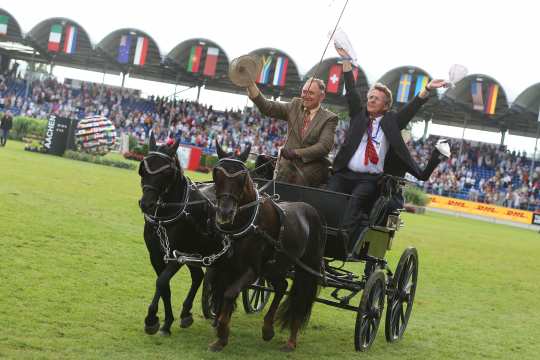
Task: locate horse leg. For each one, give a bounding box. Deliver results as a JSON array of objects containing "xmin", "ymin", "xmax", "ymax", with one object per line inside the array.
[
  {"xmin": 209, "ymin": 268, "xmax": 257, "ymax": 352},
  {"xmin": 156, "ymin": 261, "xmax": 182, "ymax": 336},
  {"xmin": 144, "ymin": 247, "xmax": 166, "ymax": 335},
  {"xmin": 144, "ymin": 288, "xmax": 161, "ymax": 335},
  {"xmin": 179, "ymin": 265, "xmax": 204, "ymax": 328},
  {"xmin": 262, "ymin": 276, "xmax": 288, "ymax": 341}
]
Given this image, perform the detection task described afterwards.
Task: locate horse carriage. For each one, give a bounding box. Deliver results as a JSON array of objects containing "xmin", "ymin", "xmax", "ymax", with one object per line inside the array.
[{"xmin": 139, "ymin": 139, "xmax": 418, "ymax": 352}]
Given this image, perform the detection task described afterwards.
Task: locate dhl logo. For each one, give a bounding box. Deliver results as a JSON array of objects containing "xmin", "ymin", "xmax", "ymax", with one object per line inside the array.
[
  {"xmin": 448, "ymin": 200, "xmax": 466, "ymax": 207},
  {"xmin": 505, "ymin": 210, "xmax": 527, "ymax": 218},
  {"xmin": 477, "ymin": 205, "xmax": 496, "ymax": 213}
]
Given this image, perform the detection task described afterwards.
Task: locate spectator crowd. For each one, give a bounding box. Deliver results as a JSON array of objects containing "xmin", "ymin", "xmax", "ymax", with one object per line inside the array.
[{"xmin": 2, "ymin": 73, "xmax": 540, "ymax": 211}]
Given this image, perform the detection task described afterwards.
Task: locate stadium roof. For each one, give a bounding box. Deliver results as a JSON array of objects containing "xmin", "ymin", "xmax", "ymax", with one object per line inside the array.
[
  {"xmin": 166, "ymin": 38, "xmax": 233, "ymax": 90},
  {"xmin": 25, "ymin": 17, "xmax": 120, "ymax": 75},
  {"xmin": 376, "ymin": 65, "xmax": 438, "ymax": 118},
  {"xmin": 305, "ymin": 57, "xmax": 369, "ymax": 107},
  {"xmin": 2, "ymin": 7, "xmax": 540, "ymax": 138},
  {"xmin": 428, "ymin": 74, "xmax": 509, "ymax": 133},
  {"xmin": 246, "ymin": 47, "xmax": 303, "ymax": 99},
  {"xmin": 501, "ymin": 83, "xmax": 540, "ymax": 137}
]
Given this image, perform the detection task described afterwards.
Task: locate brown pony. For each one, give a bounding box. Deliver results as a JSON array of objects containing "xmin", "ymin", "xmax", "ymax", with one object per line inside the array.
[{"xmin": 208, "ymin": 142, "xmax": 325, "ymax": 352}]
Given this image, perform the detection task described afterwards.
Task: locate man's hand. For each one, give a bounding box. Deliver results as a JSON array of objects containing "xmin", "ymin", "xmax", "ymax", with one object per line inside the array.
[
  {"xmin": 246, "ymin": 81, "xmax": 260, "ymax": 99},
  {"xmin": 281, "ymin": 148, "xmax": 299, "ymax": 160},
  {"xmin": 419, "ymin": 79, "xmax": 450, "ymax": 98},
  {"xmin": 335, "ymin": 46, "xmax": 352, "ymax": 72},
  {"xmin": 427, "ymin": 79, "xmax": 450, "ymax": 90}
]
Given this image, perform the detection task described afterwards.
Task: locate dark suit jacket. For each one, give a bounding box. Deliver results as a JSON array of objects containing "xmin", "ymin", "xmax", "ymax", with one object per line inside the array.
[{"xmin": 333, "ymin": 70, "xmax": 430, "ymax": 179}]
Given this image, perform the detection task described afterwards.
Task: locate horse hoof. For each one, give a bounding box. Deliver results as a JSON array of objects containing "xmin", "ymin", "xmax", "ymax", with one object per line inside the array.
[
  {"xmin": 262, "ymin": 326, "xmax": 275, "ymax": 341},
  {"xmin": 280, "ymin": 342, "xmax": 296, "ymax": 352},
  {"xmin": 208, "ymin": 340, "xmax": 226, "ymax": 352},
  {"xmin": 159, "ymin": 329, "xmax": 171, "ymax": 337},
  {"xmin": 144, "ymin": 319, "xmax": 160, "ymax": 335},
  {"xmin": 180, "ymin": 315, "xmax": 194, "ymax": 328}
]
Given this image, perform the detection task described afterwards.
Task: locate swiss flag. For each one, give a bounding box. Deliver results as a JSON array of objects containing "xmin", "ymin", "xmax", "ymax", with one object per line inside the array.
[{"xmin": 327, "ymin": 64, "xmax": 343, "ymax": 93}]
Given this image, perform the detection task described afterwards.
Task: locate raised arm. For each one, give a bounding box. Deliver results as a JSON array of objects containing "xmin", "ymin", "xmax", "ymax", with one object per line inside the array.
[
  {"xmin": 336, "ymin": 47, "xmax": 363, "ymax": 118},
  {"xmin": 396, "ymin": 79, "xmax": 449, "ymax": 130},
  {"xmin": 247, "ymin": 82, "xmax": 291, "ymax": 121}
]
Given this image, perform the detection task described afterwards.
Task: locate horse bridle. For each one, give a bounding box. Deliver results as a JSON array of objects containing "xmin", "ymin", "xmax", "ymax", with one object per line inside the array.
[
  {"xmin": 213, "ymin": 158, "xmax": 250, "ymax": 203},
  {"xmin": 140, "ymin": 151, "xmax": 188, "ymax": 224},
  {"xmin": 213, "ymin": 158, "xmax": 265, "ymax": 238}
]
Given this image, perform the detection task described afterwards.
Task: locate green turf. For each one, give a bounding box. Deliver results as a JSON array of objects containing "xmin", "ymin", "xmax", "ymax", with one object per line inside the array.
[{"xmin": 1, "ymin": 141, "xmax": 539, "ymax": 359}]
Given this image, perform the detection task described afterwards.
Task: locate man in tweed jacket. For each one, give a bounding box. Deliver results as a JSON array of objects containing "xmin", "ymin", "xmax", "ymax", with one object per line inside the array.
[{"xmin": 247, "ymin": 79, "xmax": 338, "ymax": 187}]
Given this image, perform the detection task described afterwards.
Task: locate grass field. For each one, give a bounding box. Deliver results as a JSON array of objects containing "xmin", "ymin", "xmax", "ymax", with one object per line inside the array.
[{"xmin": 1, "ymin": 141, "xmax": 539, "ymax": 359}]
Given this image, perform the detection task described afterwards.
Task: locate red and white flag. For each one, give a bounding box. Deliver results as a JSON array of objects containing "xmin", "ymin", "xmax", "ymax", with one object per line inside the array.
[
  {"xmin": 177, "ymin": 145, "xmax": 202, "ymax": 171},
  {"xmin": 203, "ymin": 47, "xmax": 219, "ymax": 77},
  {"xmin": 133, "ymin": 36, "xmax": 149, "ymax": 66},
  {"xmin": 327, "ymin": 64, "xmax": 343, "ymax": 93}
]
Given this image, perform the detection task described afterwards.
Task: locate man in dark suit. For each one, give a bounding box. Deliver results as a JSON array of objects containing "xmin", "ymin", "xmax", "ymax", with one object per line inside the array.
[{"xmin": 329, "ymin": 49, "xmax": 450, "ymax": 245}]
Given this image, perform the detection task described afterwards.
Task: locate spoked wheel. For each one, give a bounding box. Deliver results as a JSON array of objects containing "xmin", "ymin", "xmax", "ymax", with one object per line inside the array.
[
  {"xmin": 355, "ymin": 269, "xmax": 385, "ymax": 352},
  {"xmin": 201, "ymin": 270, "xmax": 218, "ymax": 320},
  {"xmin": 241, "ymin": 277, "xmax": 272, "ymax": 314},
  {"xmin": 385, "ymin": 247, "xmax": 419, "ymax": 343}
]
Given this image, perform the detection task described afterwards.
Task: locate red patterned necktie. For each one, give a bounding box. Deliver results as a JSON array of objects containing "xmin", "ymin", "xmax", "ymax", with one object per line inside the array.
[
  {"xmin": 364, "ymin": 118, "xmax": 379, "ymax": 165},
  {"xmin": 301, "ymin": 110, "xmax": 311, "ymax": 138}
]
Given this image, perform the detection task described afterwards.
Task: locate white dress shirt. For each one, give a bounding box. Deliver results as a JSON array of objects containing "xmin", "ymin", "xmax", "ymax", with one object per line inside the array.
[{"xmin": 347, "ymin": 115, "xmax": 389, "ymax": 173}]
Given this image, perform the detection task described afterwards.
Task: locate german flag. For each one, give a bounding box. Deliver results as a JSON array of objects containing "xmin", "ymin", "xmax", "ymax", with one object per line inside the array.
[{"xmin": 485, "ymin": 83, "xmax": 499, "ymax": 115}]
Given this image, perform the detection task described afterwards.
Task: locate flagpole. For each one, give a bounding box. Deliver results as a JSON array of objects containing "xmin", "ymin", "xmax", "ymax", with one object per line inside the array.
[
  {"xmin": 458, "ymin": 113, "xmax": 469, "ymax": 162},
  {"xmin": 529, "ymin": 104, "xmax": 540, "ymax": 180}
]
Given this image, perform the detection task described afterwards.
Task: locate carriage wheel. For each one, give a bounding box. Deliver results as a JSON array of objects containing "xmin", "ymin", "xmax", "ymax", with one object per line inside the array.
[
  {"xmin": 354, "ymin": 269, "xmax": 385, "ymax": 352},
  {"xmin": 201, "ymin": 270, "xmax": 217, "ymax": 320},
  {"xmin": 385, "ymin": 247, "xmax": 419, "ymax": 343},
  {"xmin": 241, "ymin": 277, "xmax": 272, "ymax": 314}
]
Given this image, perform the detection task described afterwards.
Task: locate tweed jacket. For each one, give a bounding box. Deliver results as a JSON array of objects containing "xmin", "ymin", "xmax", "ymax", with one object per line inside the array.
[{"xmin": 252, "ymin": 93, "xmax": 338, "ymax": 186}]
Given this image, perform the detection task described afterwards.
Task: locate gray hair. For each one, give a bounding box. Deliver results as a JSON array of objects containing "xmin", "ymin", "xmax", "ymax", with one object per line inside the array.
[
  {"xmin": 369, "ymin": 82, "xmax": 393, "ymax": 108},
  {"xmin": 304, "ymin": 77, "xmax": 326, "ymax": 93}
]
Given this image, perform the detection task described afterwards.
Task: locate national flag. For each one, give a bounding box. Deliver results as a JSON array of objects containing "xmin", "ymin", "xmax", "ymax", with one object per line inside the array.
[
  {"xmin": 471, "ymin": 80, "xmax": 484, "ymax": 111},
  {"xmin": 177, "ymin": 145, "xmax": 202, "ymax": 171},
  {"xmin": 62, "ymin": 25, "xmax": 78, "ymax": 54},
  {"xmin": 396, "ymin": 73, "xmax": 412, "ymax": 103},
  {"xmin": 0, "ymin": 15, "xmax": 8, "ymax": 36},
  {"xmin": 414, "ymin": 74, "xmax": 429, "ymax": 96},
  {"xmin": 187, "ymin": 45, "xmax": 203, "ymax": 73},
  {"xmin": 327, "ymin": 64, "xmax": 343, "ymax": 94},
  {"xmin": 257, "ymin": 56, "xmax": 273, "ymax": 84},
  {"xmin": 133, "ymin": 36, "xmax": 149, "ymax": 66},
  {"xmin": 272, "ymin": 56, "xmax": 289, "ymax": 87},
  {"xmin": 48, "ymin": 24, "xmax": 63, "ymax": 52},
  {"xmin": 203, "ymin": 47, "xmax": 219, "ymax": 77},
  {"xmin": 485, "ymin": 83, "xmax": 499, "ymax": 115},
  {"xmin": 117, "ymin": 34, "xmax": 131, "ymax": 64}
]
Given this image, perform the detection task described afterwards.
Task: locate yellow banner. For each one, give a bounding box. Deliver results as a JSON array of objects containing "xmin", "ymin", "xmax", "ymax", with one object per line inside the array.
[{"xmin": 428, "ymin": 195, "xmax": 533, "ymax": 224}]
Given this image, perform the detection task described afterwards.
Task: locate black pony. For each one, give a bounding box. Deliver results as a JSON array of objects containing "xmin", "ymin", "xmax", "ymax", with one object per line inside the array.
[
  {"xmin": 138, "ymin": 135, "xmax": 225, "ymax": 336},
  {"xmin": 208, "ymin": 143, "xmax": 325, "ymax": 352}
]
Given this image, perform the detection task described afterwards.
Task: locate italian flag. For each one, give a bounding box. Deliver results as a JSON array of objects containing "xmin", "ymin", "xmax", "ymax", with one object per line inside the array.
[
  {"xmin": 0, "ymin": 15, "xmax": 8, "ymax": 36},
  {"xmin": 203, "ymin": 47, "xmax": 219, "ymax": 77},
  {"xmin": 63, "ymin": 25, "xmax": 77, "ymax": 54},
  {"xmin": 133, "ymin": 36, "xmax": 149, "ymax": 66},
  {"xmin": 48, "ymin": 24, "xmax": 63, "ymax": 52},
  {"xmin": 187, "ymin": 45, "xmax": 202, "ymax": 73}
]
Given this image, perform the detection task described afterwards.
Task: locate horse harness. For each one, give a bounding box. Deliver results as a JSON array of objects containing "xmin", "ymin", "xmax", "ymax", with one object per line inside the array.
[{"xmin": 140, "ymin": 151, "xmax": 231, "ymax": 267}]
